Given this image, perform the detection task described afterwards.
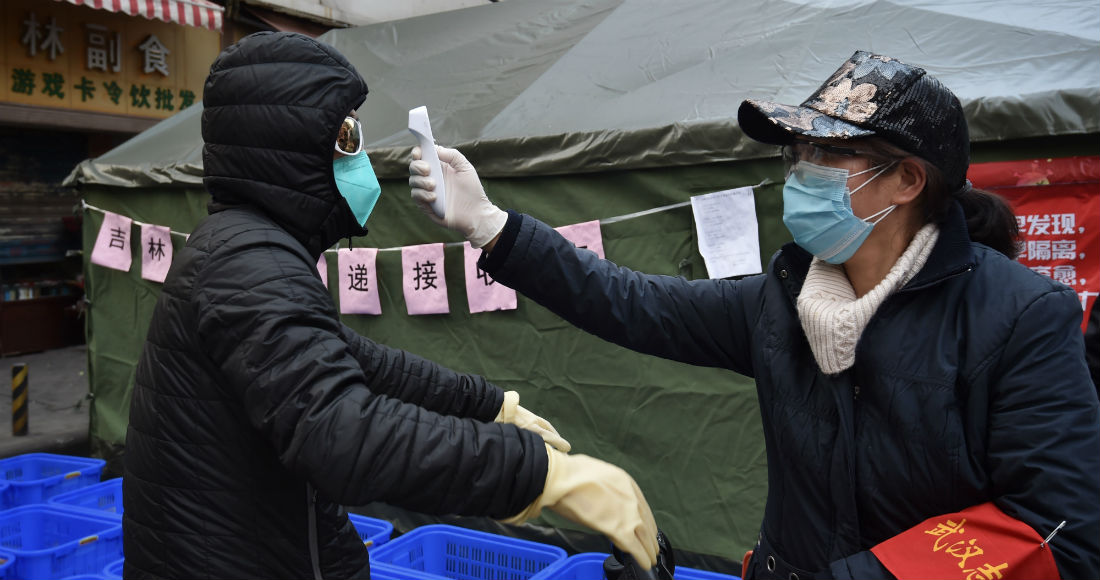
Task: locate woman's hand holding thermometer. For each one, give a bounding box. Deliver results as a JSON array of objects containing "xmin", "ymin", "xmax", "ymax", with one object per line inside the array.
[{"xmin": 408, "ymin": 110, "xmax": 508, "ymax": 249}]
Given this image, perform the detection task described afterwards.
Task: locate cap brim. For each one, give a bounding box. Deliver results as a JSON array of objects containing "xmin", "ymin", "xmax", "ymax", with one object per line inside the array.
[{"xmin": 737, "ymin": 99, "xmax": 875, "ymax": 145}]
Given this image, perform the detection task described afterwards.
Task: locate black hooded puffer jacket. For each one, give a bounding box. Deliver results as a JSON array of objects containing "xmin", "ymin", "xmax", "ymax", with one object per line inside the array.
[{"xmin": 123, "ymin": 31, "xmax": 547, "ymax": 580}]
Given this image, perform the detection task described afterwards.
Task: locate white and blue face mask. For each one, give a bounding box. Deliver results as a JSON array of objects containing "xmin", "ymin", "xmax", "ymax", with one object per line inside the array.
[
  {"xmin": 333, "ymin": 151, "xmax": 382, "ymax": 227},
  {"xmin": 781, "ymin": 160, "xmax": 897, "ymax": 264}
]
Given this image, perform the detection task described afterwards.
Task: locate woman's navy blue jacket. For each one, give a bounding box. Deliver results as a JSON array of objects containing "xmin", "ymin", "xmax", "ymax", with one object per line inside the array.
[{"xmin": 481, "ymin": 203, "xmax": 1100, "ymax": 579}]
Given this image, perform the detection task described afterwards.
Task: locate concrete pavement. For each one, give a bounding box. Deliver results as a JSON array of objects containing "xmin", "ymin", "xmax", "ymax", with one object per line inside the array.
[{"xmin": 0, "ymin": 344, "xmax": 91, "ymax": 460}]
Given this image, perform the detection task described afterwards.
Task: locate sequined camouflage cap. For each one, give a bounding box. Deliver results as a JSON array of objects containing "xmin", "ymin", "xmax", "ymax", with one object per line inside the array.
[{"xmin": 738, "ymin": 50, "xmax": 970, "ymax": 191}]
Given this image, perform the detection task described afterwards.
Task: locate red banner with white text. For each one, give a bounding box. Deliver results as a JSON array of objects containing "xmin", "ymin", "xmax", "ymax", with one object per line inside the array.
[{"xmin": 969, "ymin": 156, "xmax": 1100, "ymax": 333}]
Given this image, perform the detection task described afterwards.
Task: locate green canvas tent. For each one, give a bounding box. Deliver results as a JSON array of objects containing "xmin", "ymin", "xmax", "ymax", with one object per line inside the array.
[{"xmin": 66, "ymin": 0, "xmax": 1099, "ymax": 562}]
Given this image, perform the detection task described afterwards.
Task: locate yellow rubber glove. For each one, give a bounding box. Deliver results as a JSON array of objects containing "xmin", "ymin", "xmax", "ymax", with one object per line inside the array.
[
  {"xmin": 495, "ymin": 391, "xmax": 571, "ymax": 453},
  {"xmin": 503, "ymin": 444, "xmax": 659, "ymax": 569}
]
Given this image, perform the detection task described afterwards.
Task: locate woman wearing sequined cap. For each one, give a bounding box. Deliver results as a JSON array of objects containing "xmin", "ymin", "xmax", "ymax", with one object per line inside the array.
[{"xmin": 409, "ymin": 50, "xmax": 1100, "ymax": 579}]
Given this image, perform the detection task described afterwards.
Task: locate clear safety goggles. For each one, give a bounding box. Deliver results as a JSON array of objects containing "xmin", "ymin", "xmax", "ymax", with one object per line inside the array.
[
  {"xmin": 335, "ymin": 116, "xmax": 363, "ymax": 156},
  {"xmin": 781, "ymin": 140, "xmax": 874, "ymax": 176}
]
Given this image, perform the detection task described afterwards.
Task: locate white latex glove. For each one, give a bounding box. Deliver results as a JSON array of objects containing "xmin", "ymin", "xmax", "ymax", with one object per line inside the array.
[
  {"xmin": 409, "ymin": 145, "xmax": 507, "ymax": 248},
  {"xmin": 502, "ymin": 444, "xmax": 659, "ymax": 570},
  {"xmin": 495, "ymin": 391, "xmax": 571, "ymax": 453}
]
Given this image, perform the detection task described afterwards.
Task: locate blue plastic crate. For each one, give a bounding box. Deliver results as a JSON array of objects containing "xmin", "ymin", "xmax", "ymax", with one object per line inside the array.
[
  {"xmin": 0, "ymin": 505, "xmax": 123, "ymax": 580},
  {"xmin": 0, "ymin": 453, "xmax": 106, "ymax": 507},
  {"xmin": 102, "ymin": 557, "xmax": 124, "ymax": 579},
  {"xmin": 528, "ymin": 552, "xmax": 742, "ymax": 580},
  {"xmin": 348, "ymin": 513, "xmax": 394, "ymax": 550},
  {"xmin": 0, "ymin": 548, "xmax": 14, "ymax": 578},
  {"xmin": 49, "ymin": 478, "xmax": 124, "ymax": 520},
  {"xmin": 370, "ymin": 524, "xmax": 566, "ymax": 580},
  {"xmin": 369, "ymin": 561, "xmax": 449, "ymax": 580}
]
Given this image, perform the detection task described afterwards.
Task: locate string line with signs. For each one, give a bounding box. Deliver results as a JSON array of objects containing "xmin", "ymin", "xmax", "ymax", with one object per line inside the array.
[
  {"xmin": 80, "ymin": 197, "xmax": 708, "ymax": 252},
  {"xmin": 79, "ymin": 165, "xmax": 1099, "ymax": 325},
  {"xmin": 80, "ymin": 194, "xmax": 738, "ymax": 315}
]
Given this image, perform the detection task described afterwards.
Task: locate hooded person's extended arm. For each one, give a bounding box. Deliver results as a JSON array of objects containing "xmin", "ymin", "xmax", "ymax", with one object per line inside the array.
[
  {"xmin": 194, "ymin": 234, "xmax": 546, "ymax": 517},
  {"xmin": 338, "ymin": 324, "xmax": 570, "ymax": 451},
  {"xmin": 337, "ymin": 324, "xmax": 502, "ymax": 419},
  {"xmin": 197, "ymin": 242, "xmax": 647, "ymax": 561}
]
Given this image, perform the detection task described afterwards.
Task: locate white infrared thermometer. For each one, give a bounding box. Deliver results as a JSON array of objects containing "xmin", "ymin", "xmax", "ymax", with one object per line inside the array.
[{"xmin": 408, "ymin": 106, "xmax": 446, "ymax": 219}]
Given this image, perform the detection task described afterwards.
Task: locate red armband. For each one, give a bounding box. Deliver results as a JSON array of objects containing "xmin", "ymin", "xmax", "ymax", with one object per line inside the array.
[{"xmin": 870, "ymin": 502, "xmax": 1060, "ymax": 580}]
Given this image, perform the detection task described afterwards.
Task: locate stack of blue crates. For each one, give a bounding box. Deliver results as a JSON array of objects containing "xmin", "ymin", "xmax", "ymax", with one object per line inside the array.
[
  {"xmin": 0, "ymin": 453, "xmax": 118, "ymax": 580},
  {"xmin": 0, "ymin": 452, "xmax": 739, "ymax": 580},
  {"xmin": 0, "ymin": 452, "xmax": 400, "ymax": 580}
]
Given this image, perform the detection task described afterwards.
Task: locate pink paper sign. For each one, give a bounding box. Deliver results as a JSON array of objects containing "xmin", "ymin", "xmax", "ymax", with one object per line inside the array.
[
  {"xmin": 338, "ymin": 248, "xmax": 381, "ymax": 315},
  {"xmin": 402, "ymin": 243, "xmax": 449, "ymax": 315},
  {"xmin": 140, "ymin": 224, "xmax": 173, "ymax": 283},
  {"xmin": 555, "ymin": 220, "xmax": 605, "ymax": 259},
  {"xmin": 464, "ymin": 242, "xmax": 516, "ymax": 313},
  {"xmin": 90, "ymin": 211, "xmax": 133, "ymax": 272},
  {"xmin": 317, "ymin": 254, "xmax": 329, "ymax": 289}
]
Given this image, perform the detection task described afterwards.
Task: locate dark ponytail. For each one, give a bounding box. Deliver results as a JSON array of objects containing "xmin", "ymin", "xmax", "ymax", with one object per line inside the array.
[
  {"xmin": 919, "ymin": 158, "xmax": 1020, "ymax": 259},
  {"xmin": 865, "ymin": 137, "xmax": 1020, "ymax": 259},
  {"xmin": 954, "ymin": 185, "xmax": 1020, "ymax": 259}
]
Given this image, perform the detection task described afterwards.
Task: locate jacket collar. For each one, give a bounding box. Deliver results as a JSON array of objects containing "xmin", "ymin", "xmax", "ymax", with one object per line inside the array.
[{"xmin": 898, "ymin": 200, "xmax": 975, "ymax": 291}]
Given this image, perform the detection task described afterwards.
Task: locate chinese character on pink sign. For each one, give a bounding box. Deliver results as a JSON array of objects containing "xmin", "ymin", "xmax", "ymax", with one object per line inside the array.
[
  {"xmin": 91, "ymin": 211, "xmax": 133, "ymax": 272},
  {"xmin": 555, "ymin": 220, "xmax": 605, "ymax": 259},
  {"xmin": 140, "ymin": 224, "xmax": 172, "ymax": 283},
  {"xmin": 402, "ymin": 243, "xmax": 449, "ymax": 315},
  {"xmin": 317, "ymin": 254, "xmax": 329, "ymax": 289},
  {"xmin": 338, "ymin": 248, "xmax": 380, "ymax": 315},
  {"xmin": 463, "ymin": 242, "xmax": 516, "ymax": 313}
]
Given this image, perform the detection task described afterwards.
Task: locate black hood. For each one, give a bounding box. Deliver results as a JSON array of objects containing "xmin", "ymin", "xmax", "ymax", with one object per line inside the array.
[{"xmin": 201, "ymin": 31, "xmax": 369, "ymax": 257}]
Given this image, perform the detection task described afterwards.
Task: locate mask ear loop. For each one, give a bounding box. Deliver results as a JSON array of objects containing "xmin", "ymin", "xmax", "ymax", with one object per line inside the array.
[
  {"xmin": 864, "ymin": 204, "xmax": 898, "ymax": 225},
  {"xmin": 849, "ymin": 161, "xmax": 899, "ymax": 225},
  {"xmin": 848, "ymin": 160, "xmax": 897, "ymax": 196}
]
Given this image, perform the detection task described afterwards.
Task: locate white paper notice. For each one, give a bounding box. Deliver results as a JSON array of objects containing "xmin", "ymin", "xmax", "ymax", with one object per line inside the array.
[{"xmin": 691, "ymin": 187, "xmax": 762, "ymax": 279}]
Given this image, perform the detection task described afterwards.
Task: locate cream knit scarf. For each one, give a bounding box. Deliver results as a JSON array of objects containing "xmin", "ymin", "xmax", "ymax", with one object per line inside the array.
[{"xmin": 797, "ymin": 223, "xmax": 939, "ymax": 375}]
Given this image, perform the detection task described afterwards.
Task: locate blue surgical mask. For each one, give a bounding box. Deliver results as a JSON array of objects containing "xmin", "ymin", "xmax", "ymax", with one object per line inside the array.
[
  {"xmin": 333, "ymin": 151, "xmax": 382, "ymax": 227},
  {"xmin": 782, "ymin": 161, "xmax": 896, "ymax": 264}
]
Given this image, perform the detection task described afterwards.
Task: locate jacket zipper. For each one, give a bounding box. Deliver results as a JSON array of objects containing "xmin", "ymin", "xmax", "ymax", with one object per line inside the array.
[
  {"xmin": 897, "ymin": 265, "xmax": 974, "ymax": 293},
  {"xmin": 307, "ymin": 483, "xmax": 323, "ymax": 580}
]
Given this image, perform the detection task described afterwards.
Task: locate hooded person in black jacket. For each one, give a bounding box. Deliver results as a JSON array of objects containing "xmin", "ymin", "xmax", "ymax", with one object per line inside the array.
[{"xmin": 123, "ymin": 31, "xmax": 658, "ymax": 580}]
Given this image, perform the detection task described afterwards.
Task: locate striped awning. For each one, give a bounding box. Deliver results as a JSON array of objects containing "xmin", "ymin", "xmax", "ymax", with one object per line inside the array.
[{"xmin": 55, "ymin": 0, "xmax": 225, "ymax": 32}]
